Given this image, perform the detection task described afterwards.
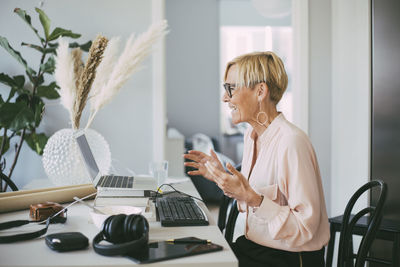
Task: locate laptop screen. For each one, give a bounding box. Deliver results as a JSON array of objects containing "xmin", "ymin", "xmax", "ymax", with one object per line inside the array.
[{"xmin": 76, "ymin": 134, "xmax": 100, "ymax": 180}]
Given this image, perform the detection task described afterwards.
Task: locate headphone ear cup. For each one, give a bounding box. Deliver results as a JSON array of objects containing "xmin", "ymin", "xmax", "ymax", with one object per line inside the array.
[
  {"xmin": 103, "ymin": 214, "xmax": 126, "ymax": 244},
  {"xmin": 136, "ymin": 215, "xmax": 149, "ymax": 242},
  {"xmin": 123, "ymin": 215, "xmax": 137, "ymax": 241},
  {"xmin": 101, "ymin": 215, "xmax": 114, "ymax": 241},
  {"xmin": 93, "ymin": 213, "xmax": 149, "ymax": 256}
]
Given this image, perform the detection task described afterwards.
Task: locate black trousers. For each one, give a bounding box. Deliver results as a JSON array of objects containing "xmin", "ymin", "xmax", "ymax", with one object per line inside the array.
[{"xmin": 231, "ymin": 235, "xmax": 325, "ymax": 267}]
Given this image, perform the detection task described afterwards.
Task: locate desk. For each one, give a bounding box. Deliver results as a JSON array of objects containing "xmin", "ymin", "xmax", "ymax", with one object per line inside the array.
[{"xmin": 0, "ymin": 179, "xmax": 238, "ymax": 267}]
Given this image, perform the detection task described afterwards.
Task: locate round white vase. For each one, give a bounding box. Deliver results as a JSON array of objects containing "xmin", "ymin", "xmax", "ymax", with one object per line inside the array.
[{"xmin": 42, "ymin": 128, "xmax": 111, "ymax": 186}]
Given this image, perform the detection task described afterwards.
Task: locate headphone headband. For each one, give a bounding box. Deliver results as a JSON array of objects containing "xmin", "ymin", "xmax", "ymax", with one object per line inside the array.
[
  {"xmin": 92, "ymin": 230, "xmax": 148, "ymax": 256},
  {"xmin": 92, "ymin": 214, "xmax": 149, "ymax": 256}
]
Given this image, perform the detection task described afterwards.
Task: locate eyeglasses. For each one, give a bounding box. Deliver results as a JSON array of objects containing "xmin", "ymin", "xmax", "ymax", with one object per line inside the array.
[{"xmin": 223, "ymin": 83, "xmax": 236, "ymax": 98}]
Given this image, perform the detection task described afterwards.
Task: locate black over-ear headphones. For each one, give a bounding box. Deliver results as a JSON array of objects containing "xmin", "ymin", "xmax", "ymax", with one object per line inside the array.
[{"xmin": 93, "ymin": 214, "xmax": 149, "ymax": 256}]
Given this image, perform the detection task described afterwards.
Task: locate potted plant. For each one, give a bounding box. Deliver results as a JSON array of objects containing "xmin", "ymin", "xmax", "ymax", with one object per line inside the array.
[{"xmin": 0, "ymin": 7, "xmax": 90, "ymax": 192}]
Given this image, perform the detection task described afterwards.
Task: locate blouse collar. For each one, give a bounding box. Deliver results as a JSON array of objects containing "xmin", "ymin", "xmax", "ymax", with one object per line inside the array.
[{"xmin": 249, "ymin": 112, "xmax": 285, "ymax": 142}]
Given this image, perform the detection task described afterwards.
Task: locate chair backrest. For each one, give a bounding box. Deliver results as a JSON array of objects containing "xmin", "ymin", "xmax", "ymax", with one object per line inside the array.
[
  {"xmin": 217, "ymin": 194, "xmax": 239, "ymax": 244},
  {"xmin": 225, "ymin": 198, "xmax": 239, "ymax": 243},
  {"xmin": 217, "ymin": 164, "xmax": 241, "ymax": 244},
  {"xmin": 337, "ymin": 180, "xmax": 387, "ymax": 267}
]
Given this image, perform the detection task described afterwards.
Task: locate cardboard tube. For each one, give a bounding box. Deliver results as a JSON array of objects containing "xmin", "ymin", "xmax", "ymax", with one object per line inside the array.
[{"xmin": 0, "ymin": 184, "xmax": 97, "ymax": 213}]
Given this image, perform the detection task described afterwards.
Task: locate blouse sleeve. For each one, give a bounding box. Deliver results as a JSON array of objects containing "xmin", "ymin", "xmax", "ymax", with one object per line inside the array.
[{"xmin": 252, "ymin": 134, "xmax": 323, "ymax": 247}]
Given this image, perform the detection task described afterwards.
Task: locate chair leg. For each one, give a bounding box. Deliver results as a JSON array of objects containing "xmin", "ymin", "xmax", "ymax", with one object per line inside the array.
[
  {"xmin": 393, "ymin": 234, "xmax": 400, "ymax": 267},
  {"xmin": 326, "ymin": 224, "xmax": 336, "ymax": 267},
  {"xmin": 348, "ymin": 237, "xmax": 354, "ymax": 267}
]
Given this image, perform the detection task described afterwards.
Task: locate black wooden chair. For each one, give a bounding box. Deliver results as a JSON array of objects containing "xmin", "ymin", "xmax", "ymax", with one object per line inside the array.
[
  {"xmin": 217, "ymin": 164, "xmax": 241, "ymax": 245},
  {"xmin": 218, "ymin": 195, "xmax": 239, "ymax": 244},
  {"xmin": 326, "ymin": 180, "xmax": 387, "ymax": 267}
]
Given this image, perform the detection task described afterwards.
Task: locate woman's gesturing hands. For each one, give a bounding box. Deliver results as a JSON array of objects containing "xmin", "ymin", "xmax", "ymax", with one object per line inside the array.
[
  {"xmin": 205, "ymin": 161, "xmax": 262, "ymax": 207},
  {"xmin": 183, "ymin": 150, "xmax": 224, "ymax": 182},
  {"xmin": 184, "ymin": 150, "xmax": 262, "ymax": 206},
  {"xmin": 204, "ymin": 161, "xmax": 248, "ymax": 201}
]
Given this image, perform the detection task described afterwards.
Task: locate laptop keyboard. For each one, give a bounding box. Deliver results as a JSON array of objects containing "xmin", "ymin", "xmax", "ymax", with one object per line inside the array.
[
  {"xmin": 156, "ymin": 196, "xmax": 209, "ymax": 226},
  {"xmin": 98, "ymin": 175, "xmax": 134, "ymax": 188}
]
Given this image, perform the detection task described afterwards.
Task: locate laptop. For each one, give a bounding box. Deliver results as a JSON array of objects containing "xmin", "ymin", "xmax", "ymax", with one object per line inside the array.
[{"xmin": 74, "ymin": 131, "xmax": 156, "ymax": 196}]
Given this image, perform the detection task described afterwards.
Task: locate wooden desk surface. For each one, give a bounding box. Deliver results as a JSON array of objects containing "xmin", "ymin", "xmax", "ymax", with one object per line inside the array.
[{"xmin": 0, "ymin": 180, "xmax": 238, "ymax": 267}]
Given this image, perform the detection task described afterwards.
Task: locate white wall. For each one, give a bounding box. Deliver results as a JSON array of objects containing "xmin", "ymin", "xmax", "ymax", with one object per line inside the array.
[
  {"xmin": 330, "ymin": 0, "xmax": 370, "ymax": 216},
  {"xmin": 308, "ymin": 0, "xmax": 332, "ymax": 216},
  {"xmin": 165, "ymin": 0, "xmax": 220, "ymax": 138},
  {"xmin": 309, "ymin": 0, "xmax": 370, "ymax": 218},
  {"xmin": 0, "ymin": 0, "xmax": 154, "ymax": 188}
]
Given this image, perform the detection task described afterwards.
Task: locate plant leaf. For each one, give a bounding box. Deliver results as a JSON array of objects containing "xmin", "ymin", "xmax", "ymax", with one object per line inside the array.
[
  {"xmin": 35, "ymin": 8, "xmax": 51, "ymax": 40},
  {"xmin": 21, "ymin": 42, "xmax": 44, "ymax": 53},
  {"xmin": 44, "ymin": 47, "xmax": 57, "ymax": 54},
  {"xmin": 22, "ymin": 42, "xmax": 58, "ymax": 54},
  {"xmin": 69, "ymin": 40, "xmax": 92, "ymax": 52},
  {"xmin": 40, "ymin": 55, "xmax": 55, "ymax": 74},
  {"xmin": 33, "ymin": 98, "xmax": 45, "ymax": 126},
  {"xmin": 36, "ymin": 82, "xmax": 59, "ymax": 99},
  {"xmin": 0, "ymin": 36, "xmax": 36, "ymax": 76},
  {"xmin": 27, "ymin": 72, "xmax": 44, "ymax": 86},
  {"xmin": 0, "ymin": 136, "xmax": 10, "ymax": 154},
  {"xmin": 0, "ymin": 73, "xmax": 25, "ymax": 88},
  {"xmin": 15, "ymin": 94, "xmax": 46, "ymax": 127},
  {"xmin": 13, "ymin": 75, "xmax": 25, "ymax": 88},
  {"xmin": 13, "ymin": 8, "xmax": 44, "ymax": 42},
  {"xmin": 0, "ymin": 73, "xmax": 16, "ymax": 87},
  {"xmin": 24, "ymin": 132, "xmax": 48, "ymax": 155},
  {"xmin": 16, "ymin": 93, "xmax": 29, "ymax": 104},
  {"xmin": 0, "ymin": 73, "xmax": 28, "ymax": 97},
  {"xmin": 48, "ymin": 27, "xmax": 81, "ymax": 41},
  {"xmin": 45, "ymin": 40, "xmax": 91, "ymax": 54},
  {"xmin": 0, "ymin": 102, "xmax": 35, "ymax": 131}
]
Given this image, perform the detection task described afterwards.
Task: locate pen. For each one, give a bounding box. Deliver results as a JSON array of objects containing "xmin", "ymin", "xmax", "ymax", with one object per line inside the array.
[{"xmin": 166, "ymin": 239, "xmax": 211, "ymax": 244}]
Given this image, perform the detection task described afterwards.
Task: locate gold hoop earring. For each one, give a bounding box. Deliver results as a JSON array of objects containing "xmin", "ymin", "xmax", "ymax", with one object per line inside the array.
[{"xmin": 256, "ymin": 102, "xmax": 268, "ymax": 126}]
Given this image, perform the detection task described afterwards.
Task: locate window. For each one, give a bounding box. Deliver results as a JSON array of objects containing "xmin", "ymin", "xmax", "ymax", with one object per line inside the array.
[{"xmin": 220, "ymin": 26, "xmax": 293, "ymax": 135}]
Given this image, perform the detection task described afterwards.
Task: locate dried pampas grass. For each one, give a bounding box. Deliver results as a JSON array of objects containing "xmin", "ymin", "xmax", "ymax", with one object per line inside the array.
[
  {"xmin": 73, "ymin": 35, "xmax": 108, "ymax": 129},
  {"xmin": 54, "ymin": 20, "xmax": 168, "ymax": 130},
  {"xmin": 88, "ymin": 36, "xmax": 121, "ymax": 126},
  {"xmin": 54, "ymin": 38, "xmax": 76, "ymax": 126},
  {"xmin": 71, "ymin": 48, "xmax": 83, "ymax": 90},
  {"xmin": 85, "ymin": 20, "xmax": 168, "ymax": 129}
]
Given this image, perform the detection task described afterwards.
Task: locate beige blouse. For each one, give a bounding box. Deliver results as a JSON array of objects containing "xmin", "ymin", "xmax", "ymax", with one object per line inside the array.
[{"xmin": 238, "ymin": 113, "xmax": 330, "ymax": 252}]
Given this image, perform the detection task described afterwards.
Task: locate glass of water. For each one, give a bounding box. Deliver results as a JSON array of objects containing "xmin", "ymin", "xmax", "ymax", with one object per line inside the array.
[{"xmin": 149, "ymin": 160, "xmax": 168, "ymax": 191}]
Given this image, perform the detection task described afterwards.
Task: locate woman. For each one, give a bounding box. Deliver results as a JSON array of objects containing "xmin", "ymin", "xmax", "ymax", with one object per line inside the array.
[{"xmin": 184, "ymin": 51, "xmax": 330, "ymax": 267}]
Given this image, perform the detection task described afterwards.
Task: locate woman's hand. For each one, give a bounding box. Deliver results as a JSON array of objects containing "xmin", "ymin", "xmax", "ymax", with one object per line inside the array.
[
  {"xmin": 205, "ymin": 161, "xmax": 262, "ymax": 206},
  {"xmin": 183, "ymin": 150, "xmax": 224, "ymax": 182}
]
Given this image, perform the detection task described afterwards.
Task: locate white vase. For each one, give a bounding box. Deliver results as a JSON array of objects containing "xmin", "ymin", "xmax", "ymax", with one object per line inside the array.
[{"xmin": 42, "ymin": 128, "xmax": 111, "ymax": 186}]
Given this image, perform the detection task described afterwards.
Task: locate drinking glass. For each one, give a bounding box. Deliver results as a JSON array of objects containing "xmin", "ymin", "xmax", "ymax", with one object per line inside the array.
[{"xmin": 149, "ymin": 160, "xmax": 168, "ymax": 190}]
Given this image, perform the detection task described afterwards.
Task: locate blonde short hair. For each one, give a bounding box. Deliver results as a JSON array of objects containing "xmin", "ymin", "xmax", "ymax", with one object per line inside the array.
[{"xmin": 224, "ymin": 51, "xmax": 288, "ymax": 104}]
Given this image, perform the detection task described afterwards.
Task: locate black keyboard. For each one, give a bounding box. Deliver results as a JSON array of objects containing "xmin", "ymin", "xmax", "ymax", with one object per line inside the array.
[
  {"xmin": 98, "ymin": 175, "xmax": 134, "ymax": 188},
  {"xmin": 156, "ymin": 196, "xmax": 209, "ymax": 226}
]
